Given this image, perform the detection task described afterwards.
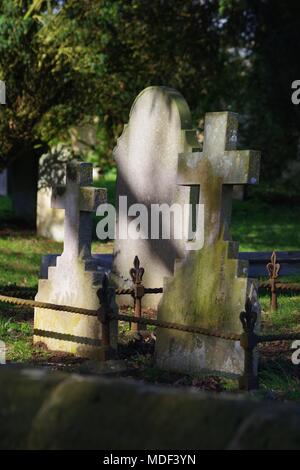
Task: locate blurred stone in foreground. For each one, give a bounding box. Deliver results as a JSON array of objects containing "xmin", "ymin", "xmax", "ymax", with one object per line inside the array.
[{"xmin": 0, "ymin": 366, "xmax": 300, "ymax": 450}]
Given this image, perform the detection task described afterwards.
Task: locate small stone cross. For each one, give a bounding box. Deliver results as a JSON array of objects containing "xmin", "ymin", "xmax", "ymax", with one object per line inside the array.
[
  {"xmin": 52, "ymin": 162, "xmax": 106, "ymax": 261},
  {"xmin": 178, "ymin": 112, "xmax": 260, "ymax": 248}
]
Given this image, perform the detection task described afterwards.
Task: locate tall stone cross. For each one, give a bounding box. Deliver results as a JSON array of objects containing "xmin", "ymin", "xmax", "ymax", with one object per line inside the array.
[
  {"xmin": 178, "ymin": 112, "xmax": 260, "ymax": 248},
  {"xmin": 156, "ymin": 111, "xmax": 261, "ymax": 376},
  {"xmin": 52, "ymin": 162, "xmax": 106, "ymax": 262}
]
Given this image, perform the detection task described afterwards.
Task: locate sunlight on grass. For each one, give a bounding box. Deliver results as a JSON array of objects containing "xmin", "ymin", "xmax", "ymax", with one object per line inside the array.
[
  {"xmin": 260, "ymin": 293, "xmax": 300, "ymax": 333},
  {"xmin": 232, "ymin": 199, "xmax": 300, "ymax": 251},
  {"xmin": 0, "ymin": 233, "xmax": 113, "ymax": 287}
]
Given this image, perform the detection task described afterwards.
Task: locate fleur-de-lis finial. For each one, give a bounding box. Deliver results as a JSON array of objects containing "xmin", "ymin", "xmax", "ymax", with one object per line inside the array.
[
  {"xmin": 240, "ymin": 297, "xmax": 257, "ymax": 333},
  {"xmin": 266, "ymin": 251, "xmax": 280, "ymax": 280},
  {"xmin": 129, "ymin": 256, "xmax": 144, "ymax": 284}
]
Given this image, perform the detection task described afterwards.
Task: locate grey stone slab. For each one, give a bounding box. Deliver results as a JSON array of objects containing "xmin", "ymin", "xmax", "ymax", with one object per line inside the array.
[
  {"xmin": 2, "ymin": 367, "xmax": 300, "ymax": 450},
  {"xmin": 112, "ymin": 86, "xmax": 200, "ymax": 308}
]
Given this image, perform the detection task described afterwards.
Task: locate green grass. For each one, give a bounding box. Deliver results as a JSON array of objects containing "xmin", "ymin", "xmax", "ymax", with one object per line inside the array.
[
  {"xmin": 260, "ymin": 293, "xmax": 300, "ymax": 334},
  {"xmin": 0, "ymin": 316, "xmax": 50, "ymax": 362},
  {"xmin": 260, "ymin": 365, "xmax": 300, "ymax": 399},
  {"xmin": 0, "ymin": 196, "xmax": 13, "ymax": 220},
  {"xmin": 95, "ymin": 167, "xmax": 117, "ymax": 206},
  {"xmin": 0, "ymin": 230, "xmax": 113, "ymax": 288},
  {"xmin": 0, "ymin": 234, "xmax": 61, "ymax": 287},
  {"xmin": 232, "ymin": 198, "xmax": 300, "ymax": 251}
]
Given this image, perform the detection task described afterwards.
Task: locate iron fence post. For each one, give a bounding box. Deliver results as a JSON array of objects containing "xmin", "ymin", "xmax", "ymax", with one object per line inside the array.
[
  {"xmin": 266, "ymin": 251, "xmax": 280, "ymax": 311},
  {"xmin": 130, "ymin": 256, "xmax": 145, "ymax": 333},
  {"xmin": 97, "ymin": 274, "xmax": 115, "ymax": 360},
  {"xmin": 239, "ymin": 297, "xmax": 259, "ymax": 391}
]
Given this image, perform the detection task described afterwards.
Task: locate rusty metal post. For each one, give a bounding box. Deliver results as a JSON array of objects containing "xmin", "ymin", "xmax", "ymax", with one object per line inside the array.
[
  {"xmin": 97, "ymin": 274, "xmax": 115, "ymax": 360},
  {"xmin": 129, "ymin": 256, "xmax": 145, "ymax": 333},
  {"xmin": 266, "ymin": 251, "xmax": 280, "ymax": 311},
  {"xmin": 239, "ymin": 298, "xmax": 259, "ymax": 391}
]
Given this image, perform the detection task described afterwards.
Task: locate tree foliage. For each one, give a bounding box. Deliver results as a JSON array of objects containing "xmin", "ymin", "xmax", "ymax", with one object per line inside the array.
[{"xmin": 0, "ymin": 0, "xmax": 299, "ymax": 185}]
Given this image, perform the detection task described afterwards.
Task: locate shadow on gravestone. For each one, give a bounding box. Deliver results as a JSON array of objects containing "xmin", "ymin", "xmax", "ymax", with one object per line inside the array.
[
  {"xmin": 155, "ymin": 111, "xmax": 261, "ymax": 377},
  {"xmin": 37, "ymin": 146, "xmax": 79, "ymax": 241},
  {"xmin": 112, "ymin": 86, "xmax": 201, "ymax": 308}
]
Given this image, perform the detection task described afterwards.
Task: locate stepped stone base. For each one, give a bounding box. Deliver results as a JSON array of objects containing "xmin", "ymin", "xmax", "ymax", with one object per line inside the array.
[{"xmin": 34, "ymin": 256, "xmax": 118, "ymax": 359}]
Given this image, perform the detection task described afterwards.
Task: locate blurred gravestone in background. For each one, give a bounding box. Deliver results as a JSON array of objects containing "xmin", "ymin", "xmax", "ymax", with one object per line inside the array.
[
  {"xmin": 0, "ymin": 169, "xmax": 7, "ymax": 197},
  {"xmin": 0, "ymin": 80, "xmax": 5, "ymax": 105},
  {"xmin": 37, "ymin": 145, "xmax": 78, "ymax": 241}
]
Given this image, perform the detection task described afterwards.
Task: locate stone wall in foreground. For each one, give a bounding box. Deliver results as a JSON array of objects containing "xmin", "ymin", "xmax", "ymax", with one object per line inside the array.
[{"xmin": 0, "ymin": 366, "xmax": 300, "ymax": 450}]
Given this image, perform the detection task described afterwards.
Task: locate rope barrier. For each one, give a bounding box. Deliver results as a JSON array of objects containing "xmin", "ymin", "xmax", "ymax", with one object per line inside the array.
[
  {"xmin": 114, "ymin": 312, "xmax": 240, "ymax": 340},
  {"xmin": 1, "ymin": 292, "xmax": 299, "ymax": 343},
  {"xmin": 0, "ymin": 294, "xmax": 98, "ymax": 317},
  {"xmin": 115, "ymin": 287, "xmax": 163, "ymax": 295},
  {"xmin": 0, "ymin": 292, "xmax": 239, "ymax": 340}
]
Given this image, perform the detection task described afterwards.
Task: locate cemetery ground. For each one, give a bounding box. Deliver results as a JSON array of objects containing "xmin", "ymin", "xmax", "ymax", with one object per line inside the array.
[{"xmin": 1, "ymin": 184, "xmax": 300, "ymax": 403}]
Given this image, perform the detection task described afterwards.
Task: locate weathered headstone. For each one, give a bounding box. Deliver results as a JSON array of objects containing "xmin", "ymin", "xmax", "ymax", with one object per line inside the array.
[
  {"xmin": 112, "ymin": 86, "xmax": 200, "ymax": 307},
  {"xmin": 155, "ymin": 111, "xmax": 261, "ymax": 376},
  {"xmin": 34, "ymin": 161, "xmax": 118, "ymax": 358}
]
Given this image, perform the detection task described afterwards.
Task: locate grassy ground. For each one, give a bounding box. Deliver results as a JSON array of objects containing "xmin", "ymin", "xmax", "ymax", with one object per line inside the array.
[
  {"xmin": 232, "ymin": 197, "xmax": 300, "ymax": 251},
  {"xmin": 1, "ymin": 186, "xmax": 300, "ymax": 400}
]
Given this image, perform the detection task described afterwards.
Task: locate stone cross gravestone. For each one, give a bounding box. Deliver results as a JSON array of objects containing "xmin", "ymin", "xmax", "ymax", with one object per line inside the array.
[
  {"xmin": 155, "ymin": 111, "xmax": 261, "ymax": 376},
  {"xmin": 34, "ymin": 161, "xmax": 118, "ymax": 358},
  {"xmin": 112, "ymin": 86, "xmax": 200, "ymax": 308}
]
